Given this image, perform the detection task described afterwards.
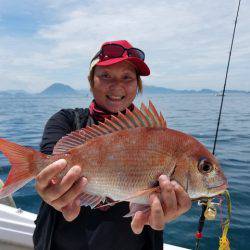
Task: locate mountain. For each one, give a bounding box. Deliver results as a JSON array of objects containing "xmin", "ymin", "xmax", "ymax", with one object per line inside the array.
[
  {"xmin": 143, "ymin": 85, "xmax": 177, "ymax": 94},
  {"xmin": 0, "ymin": 90, "xmax": 30, "ymax": 97},
  {"xmin": 142, "ymin": 85, "xmax": 218, "ymax": 94},
  {"xmin": 225, "ymin": 89, "xmax": 249, "ymax": 94},
  {"xmin": 39, "ymin": 83, "xmax": 78, "ymax": 96},
  {"xmin": 199, "ymin": 88, "xmax": 217, "ymax": 93},
  {"xmin": 143, "ymin": 86, "xmax": 250, "ymax": 94}
]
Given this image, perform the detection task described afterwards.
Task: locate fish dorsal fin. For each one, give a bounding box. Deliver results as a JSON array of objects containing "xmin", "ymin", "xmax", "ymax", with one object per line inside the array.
[{"xmin": 53, "ymin": 101, "xmax": 167, "ymax": 154}]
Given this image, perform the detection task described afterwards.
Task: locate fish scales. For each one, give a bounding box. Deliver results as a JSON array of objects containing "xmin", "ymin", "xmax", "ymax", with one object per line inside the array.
[{"xmin": 60, "ymin": 128, "xmax": 193, "ymax": 201}]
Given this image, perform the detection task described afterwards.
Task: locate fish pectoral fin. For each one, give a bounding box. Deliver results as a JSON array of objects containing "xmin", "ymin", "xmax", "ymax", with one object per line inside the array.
[
  {"xmin": 99, "ymin": 187, "xmax": 159, "ymax": 212},
  {"xmin": 122, "ymin": 187, "xmax": 159, "ymax": 217},
  {"xmin": 123, "ymin": 186, "xmax": 160, "ymax": 202},
  {"xmin": 95, "ymin": 199, "xmax": 122, "ymax": 209},
  {"xmin": 124, "ymin": 203, "xmax": 150, "ymax": 218},
  {"xmin": 94, "ymin": 187, "xmax": 160, "ymax": 210},
  {"xmin": 78, "ymin": 192, "xmax": 106, "ymax": 209}
]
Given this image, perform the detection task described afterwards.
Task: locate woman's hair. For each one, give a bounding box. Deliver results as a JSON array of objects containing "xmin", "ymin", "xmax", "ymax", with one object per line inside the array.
[{"xmin": 88, "ymin": 67, "xmax": 143, "ymax": 93}]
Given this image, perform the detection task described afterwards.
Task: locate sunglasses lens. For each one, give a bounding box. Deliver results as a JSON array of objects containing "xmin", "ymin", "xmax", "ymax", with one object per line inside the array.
[
  {"xmin": 102, "ymin": 44, "xmax": 124, "ymax": 58},
  {"xmin": 127, "ymin": 48, "xmax": 145, "ymax": 60},
  {"xmin": 98, "ymin": 44, "xmax": 145, "ymax": 61}
]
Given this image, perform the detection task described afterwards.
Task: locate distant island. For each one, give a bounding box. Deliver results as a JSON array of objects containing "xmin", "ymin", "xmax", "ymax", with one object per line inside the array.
[
  {"xmin": 0, "ymin": 83, "xmax": 249, "ymax": 97},
  {"xmin": 40, "ymin": 83, "xmax": 78, "ymax": 96}
]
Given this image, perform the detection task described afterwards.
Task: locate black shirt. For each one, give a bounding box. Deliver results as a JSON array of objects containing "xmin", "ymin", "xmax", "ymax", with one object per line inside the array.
[{"xmin": 33, "ymin": 108, "xmax": 163, "ymax": 250}]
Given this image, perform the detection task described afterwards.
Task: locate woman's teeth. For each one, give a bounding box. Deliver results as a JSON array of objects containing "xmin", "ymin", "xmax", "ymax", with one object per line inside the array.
[{"xmin": 107, "ymin": 95, "xmax": 125, "ymax": 101}]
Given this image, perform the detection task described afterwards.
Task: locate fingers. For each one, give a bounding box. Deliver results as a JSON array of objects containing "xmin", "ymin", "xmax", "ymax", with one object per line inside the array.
[
  {"xmin": 159, "ymin": 175, "xmax": 177, "ymax": 214},
  {"xmin": 158, "ymin": 175, "xmax": 191, "ymax": 223},
  {"xmin": 149, "ymin": 175, "xmax": 191, "ymax": 227},
  {"xmin": 131, "ymin": 194, "xmax": 165, "ymax": 234},
  {"xmin": 36, "ymin": 159, "xmax": 67, "ymax": 189},
  {"xmin": 148, "ymin": 193, "xmax": 165, "ymax": 230},
  {"xmin": 51, "ymin": 177, "xmax": 87, "ymax": 210},
  {"xmin": 36, "ymin": 163, "xmax": 84, "ymax": 203},
  {"xmin": 131, "ymin": 211, "xmax": 148, "ymax": 234},
  {"xmin": 131, "ymin": 175, "xmax": 190, "ymax": 234},
  {"xmin": 35, "ymin": 159, "xmax": 88, "ymax": 218},
  {"xmin": 172, "ymin": 180, "xmax": 192, "ymax": 213},
  {"xmin": 48, "ymin": 165, "xmax": 83, "ymax": 201}
]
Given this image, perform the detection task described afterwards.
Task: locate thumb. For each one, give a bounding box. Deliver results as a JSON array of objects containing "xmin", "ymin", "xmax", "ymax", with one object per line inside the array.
[
  {"xmin": 61, "ymin": 198, "xmax": 81, "ymax": 222},
  {"xmin": 131, "ymin": 211, "xmax": 148, "ymax": 234}
]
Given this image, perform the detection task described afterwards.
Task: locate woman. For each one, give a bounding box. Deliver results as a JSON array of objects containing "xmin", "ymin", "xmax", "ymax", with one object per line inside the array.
[{"xmin": 33, "ymin": 40, "xmax": 191, "ymax": 250}]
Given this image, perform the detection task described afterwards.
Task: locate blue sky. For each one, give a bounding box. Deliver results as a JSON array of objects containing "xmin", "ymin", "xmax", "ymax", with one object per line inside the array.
[{"xmin": 0, "ymin": 0, "xmax": 249, "ymax": 92}]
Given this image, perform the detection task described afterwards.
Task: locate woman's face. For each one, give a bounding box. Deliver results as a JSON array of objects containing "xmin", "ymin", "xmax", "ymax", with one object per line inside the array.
[{"xmin": 92, "ymin": 61, "xmax": 138, "ymax": 113}]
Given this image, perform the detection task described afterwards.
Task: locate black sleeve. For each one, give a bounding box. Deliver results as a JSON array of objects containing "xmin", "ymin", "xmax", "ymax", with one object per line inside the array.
[{"xmin": 40, "ymin": 109, "xmax": 76, "ymax": 155}]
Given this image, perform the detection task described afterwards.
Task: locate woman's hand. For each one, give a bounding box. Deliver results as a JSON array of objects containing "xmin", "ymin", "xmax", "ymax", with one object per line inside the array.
[
  {"xmin": 35, "ymin": 159, "xmax": 87, "ymax": 221},
  {"xmin": 131, "ymin": 175, "xmax": 191, "ymax": 234}
]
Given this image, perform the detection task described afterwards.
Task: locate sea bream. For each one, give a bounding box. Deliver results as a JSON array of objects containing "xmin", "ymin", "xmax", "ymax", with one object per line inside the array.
[{"xmin": 0, "ymin": 101, "xmax": 228, "ymax": 214}]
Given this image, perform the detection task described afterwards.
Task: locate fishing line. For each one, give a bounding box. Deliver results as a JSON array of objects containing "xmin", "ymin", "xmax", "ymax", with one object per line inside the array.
[
  {"xmin": 195, "ymin": 0, "xmax": 241, "ymax": 249},
  {"xmin": 212, "ymin": 0, "xmax": 242, "ymax": 155}
]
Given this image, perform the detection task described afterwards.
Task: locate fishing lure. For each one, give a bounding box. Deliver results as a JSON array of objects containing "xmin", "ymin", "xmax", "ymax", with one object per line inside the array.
[{"xmin": 218, "ymin": 190, "xmax": 231, "ymax": 250}]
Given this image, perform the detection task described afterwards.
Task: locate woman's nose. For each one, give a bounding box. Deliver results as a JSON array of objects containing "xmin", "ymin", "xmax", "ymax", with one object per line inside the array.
[{"xmin": 109, "ymin": 78, "xmax": 124, "ymax": 89}]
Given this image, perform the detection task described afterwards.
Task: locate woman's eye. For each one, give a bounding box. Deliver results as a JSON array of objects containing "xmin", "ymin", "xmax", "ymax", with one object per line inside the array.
[
  {"xmin": 123, "ymin": 75, "xmax": 133, "ymax": 80},
  {"xmin": 101, "ymin": 73, "xmax": 110, "ymax": 79}
]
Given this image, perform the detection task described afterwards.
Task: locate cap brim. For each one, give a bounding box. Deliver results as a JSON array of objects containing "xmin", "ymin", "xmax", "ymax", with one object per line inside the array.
[{"xmin": 95, "ymin": 57, "xmax": 150, "ymax": 76}]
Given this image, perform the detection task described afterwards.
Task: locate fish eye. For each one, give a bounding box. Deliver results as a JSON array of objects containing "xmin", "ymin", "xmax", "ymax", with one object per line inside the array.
[{"xmin": 198, "ymin": 158, "xmax": 214, "ymax": 174}]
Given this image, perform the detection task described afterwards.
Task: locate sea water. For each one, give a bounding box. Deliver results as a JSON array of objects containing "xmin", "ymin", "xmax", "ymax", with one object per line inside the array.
[{"xmin": 0, "ymin": 93, "xmax": 249, "ymax": 249}]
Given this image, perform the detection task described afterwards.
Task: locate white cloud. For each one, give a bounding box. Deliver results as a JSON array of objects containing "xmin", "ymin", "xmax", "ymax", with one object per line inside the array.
[{"xmin": 0, "ymin": 0, "xmax": 249, "ymax": 92}]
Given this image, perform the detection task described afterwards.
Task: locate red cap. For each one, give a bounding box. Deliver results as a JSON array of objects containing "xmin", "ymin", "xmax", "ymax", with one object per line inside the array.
[{"xmin": 90, "ymin": 40, "xmax": 150, "ymax": 76}]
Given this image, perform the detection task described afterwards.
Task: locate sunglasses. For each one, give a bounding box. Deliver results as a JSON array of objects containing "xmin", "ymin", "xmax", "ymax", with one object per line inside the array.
[{"xmin": 91, "ymin": 44, "xmax": 145, "ymax": 62}]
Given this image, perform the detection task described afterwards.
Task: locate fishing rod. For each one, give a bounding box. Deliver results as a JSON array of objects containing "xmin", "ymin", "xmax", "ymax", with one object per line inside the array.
[
  {"xmin": 212, "ymin": 0, "xmax": 242, "ymax": 155},
  {"xmin": 195, "ymin": 0, "xmax": 241, "ymax": 249}
]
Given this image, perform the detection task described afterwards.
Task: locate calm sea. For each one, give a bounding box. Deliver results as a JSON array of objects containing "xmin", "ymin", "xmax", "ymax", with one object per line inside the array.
[{"xmin": 0, "ymin": 93, "xmax": 249, "ymax": 249}]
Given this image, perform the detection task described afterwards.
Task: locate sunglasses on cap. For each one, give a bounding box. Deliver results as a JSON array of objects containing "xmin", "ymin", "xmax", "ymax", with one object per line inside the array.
[{"xmin": 91, "ymin": 44, "xmax": 145, "ymax": 63}]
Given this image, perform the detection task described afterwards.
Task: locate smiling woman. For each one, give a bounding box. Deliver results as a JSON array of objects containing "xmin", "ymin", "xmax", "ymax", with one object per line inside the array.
[
  {"xmin": 91, "ymin": 62, "xmax": 138, "ymax": 113},
  {"xmin": 32, "ymin": 40, "xmax": 192, "ymax": 250}
]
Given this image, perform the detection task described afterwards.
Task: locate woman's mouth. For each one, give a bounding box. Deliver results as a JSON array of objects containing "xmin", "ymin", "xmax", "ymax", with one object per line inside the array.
[{"xmin": 106, "ymin": 95, "xmax": 125, "ymax": 101}]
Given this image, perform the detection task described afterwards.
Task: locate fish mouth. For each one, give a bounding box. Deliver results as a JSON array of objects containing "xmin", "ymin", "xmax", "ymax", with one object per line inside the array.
[
  {"xmin": 191, "ymin": 183, "xmax": 228, "ymax": 201},
  {"xmin": 207, "ymin": 182, "xmax": 228, "ymax": 191},
  {"xmin": 206, "ymin": 182, "xmax": 228, "ymax": 198}
]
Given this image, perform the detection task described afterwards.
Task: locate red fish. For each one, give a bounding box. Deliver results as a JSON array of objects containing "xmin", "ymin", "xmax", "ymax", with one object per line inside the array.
[{"xmin": 0, "ymin": 101, "xmax": 227, "ymax": 214}]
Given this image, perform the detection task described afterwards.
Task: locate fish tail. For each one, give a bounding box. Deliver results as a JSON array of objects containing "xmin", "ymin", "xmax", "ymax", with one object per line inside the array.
[{"xmin": 0, "ymin": 138, "xmax": 46, "ymax": 199}]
